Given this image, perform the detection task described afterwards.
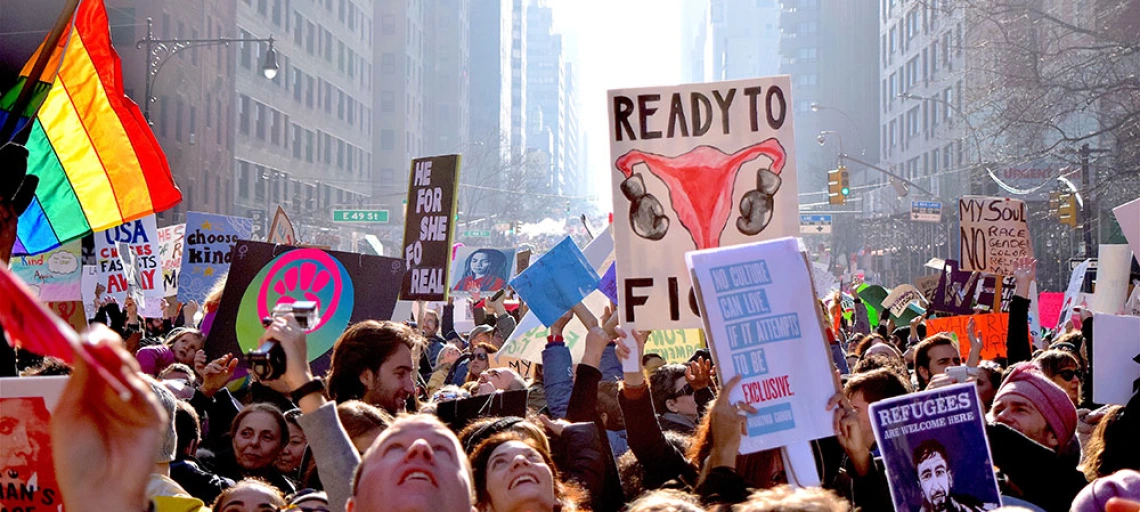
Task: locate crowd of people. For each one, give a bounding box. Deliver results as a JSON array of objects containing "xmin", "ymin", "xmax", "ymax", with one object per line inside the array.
[{"xmin": 2, "ymin": 251, "xmax": 1139, "ymax": 512}]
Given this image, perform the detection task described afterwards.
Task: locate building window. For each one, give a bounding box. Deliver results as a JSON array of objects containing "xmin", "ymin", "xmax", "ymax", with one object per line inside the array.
[
  {"xmin": 380, "ymin": 129, "xmax": 395, "ymax": 150},
  {"xmin": 306, "ymin": 131, "xmax": 314, "ymax": 162},
  {"xmin": 293, "ymin": 126, "xmax": 302, "ymax": 158},
  {"xmin": 271, "ymin": 110, "xmax": 281, "ymax": 145},
  {"xmin": 306, "ymin": 22, "xmax": 315, "ymax": 54},
  {"xmin": 381, "ymin": 53, "xmax": 395, "ymax": 74},
  {"xmin": 175, "ymin": 99, "xmax": 183, "ymax": 142},
  {"xmin": 272, "ymin": 0, "xmax": 281, "ymax": 24},
  {"xmin": 306, "ymin": 76, "xmax": 315, "ymax": 107},
  {"xmin": 796, "ymin": 48, "xmax": 817, "ymax": 61},
  {"xmin": 240, "ymin": 29, "xmax": 253, "ymax": 68},
  {"xmin": 293, "ymin": 69, "xmax": 303, "ymax": 102},
  {"xmin": 294, "ymin": 13, "xmax": 303, "ymax": 44},
  {"xmin": 238, "ymin": 162, "xmax": 250, "ymax": 199},
  {"xmin": 256, "ymin": 103, "xmax": 267, "ymax": 139}
]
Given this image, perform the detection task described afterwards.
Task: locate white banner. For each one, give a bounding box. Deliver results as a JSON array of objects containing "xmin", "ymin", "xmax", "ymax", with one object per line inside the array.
[{"xmin": 608, "ymin": 76, "xmax": 798, "ymax": 330}]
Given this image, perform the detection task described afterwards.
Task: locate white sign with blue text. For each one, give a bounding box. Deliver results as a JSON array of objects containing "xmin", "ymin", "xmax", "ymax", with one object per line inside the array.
[{"xmin": 687, "ymin": 237, "xmax": 836, "ymax": 453}]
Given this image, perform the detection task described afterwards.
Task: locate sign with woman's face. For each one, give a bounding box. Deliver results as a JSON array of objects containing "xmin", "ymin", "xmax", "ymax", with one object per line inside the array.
[
  {"xmin": 1, "ymin": 376, "xmax": 67, "ymax": 510},
  {"xmin": 449, "ymin": 247, "xmax": 516, "ymax": 295}
]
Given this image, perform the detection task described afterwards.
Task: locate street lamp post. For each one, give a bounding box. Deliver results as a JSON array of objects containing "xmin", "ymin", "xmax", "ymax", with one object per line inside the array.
[{"xmin": 136, "ymin": 17, "xmax": 277, "ymax": 122}]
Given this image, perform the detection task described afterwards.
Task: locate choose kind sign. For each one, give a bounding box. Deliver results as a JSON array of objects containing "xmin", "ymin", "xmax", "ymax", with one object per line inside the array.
[{"xmin": 609, "ymin": 76, "xmax": 799, "ymax": 330}]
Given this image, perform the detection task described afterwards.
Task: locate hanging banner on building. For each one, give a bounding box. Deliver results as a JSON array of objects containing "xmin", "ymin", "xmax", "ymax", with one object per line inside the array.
[
  {"xmin": 157, "ymin": 224, "xmax": 185, "ymax": 296},
  {"xmin": 268, "ymin": 205, "xmax": 298, "ymax": 245},
  {"xmin": 400, "ymin": 154, "xmax": 461, "ymax": 301},
  {"xmin": 958, "ymin": 196, "xmax": 1033, "ymax": 276},
  {"xmin": 7, "ymin": 240, "xmax": 82, "ymax": 302},
  {"xmin": 687, "ymin": 237, "xmax": 836, "ymax": 453},
  {"xmin": 609, "ymin": 76, "xmax": 798, "ymax": 330},
  {"xmin": 870, "ymin": 383, "xmax": 1003, "ymax": 512},
  {"xmin": 0, "ymin": 376, "xmax": 67, "ymax": 512},
  {"xmin": 178, "ymin": 212, "xmax": 254, "ymax": 304},
  {"xmin": 95, "ymin": 215, "xmax": 162, "ymax": 317},
  {"xmin": 205, "ymin": 241, "xmax": 406, "ymax": 376}
]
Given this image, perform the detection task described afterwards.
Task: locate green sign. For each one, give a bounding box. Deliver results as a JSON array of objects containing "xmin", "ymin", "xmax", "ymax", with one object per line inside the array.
[
  {"xmin": 332, "ymin": 210, "xmax": 389, "ymax": 223},
  {"xmin": 462, "ymin": 230, "xmax": 492, "ymax": 238}
]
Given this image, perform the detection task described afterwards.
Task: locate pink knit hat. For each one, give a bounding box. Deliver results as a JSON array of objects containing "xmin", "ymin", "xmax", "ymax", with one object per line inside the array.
[
  {"xmin": 1072, "ymin": 470, "xmax": 1140, "ymax": 512},
  {"xmin": 993, "ymin": 362, "xmax": 1078, "ymax": 449}
]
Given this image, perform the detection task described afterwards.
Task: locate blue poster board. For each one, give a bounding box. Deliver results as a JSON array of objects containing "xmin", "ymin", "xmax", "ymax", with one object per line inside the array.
[
  {"xmin": 178, "ymin": 212, "xmax": 254, "ymax": 303},
  {"xmin": 509, "ymin": 236, "xmax": 600, "ymax": 326}
]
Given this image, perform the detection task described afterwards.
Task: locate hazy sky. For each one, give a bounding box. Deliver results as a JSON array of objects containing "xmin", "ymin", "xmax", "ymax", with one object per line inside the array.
[{"xmin": 546, "ymin": 0, "xmax": 684, "ymax": 208}]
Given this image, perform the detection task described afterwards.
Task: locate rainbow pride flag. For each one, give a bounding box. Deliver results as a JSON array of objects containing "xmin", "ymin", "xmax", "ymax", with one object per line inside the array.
[{"xmin": 0, "ymin": 0, "xmax": 181, "ymax": 255}]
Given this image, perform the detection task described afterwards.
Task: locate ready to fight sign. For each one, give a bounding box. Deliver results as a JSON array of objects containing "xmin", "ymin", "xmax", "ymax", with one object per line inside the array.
[
  {"xmin": 400, "ymin": 154, "xmax": 461, "ymax": 301},
  {"xmin": 687, "ymin": 237, "xmax": 835, "ymax": 453},
  {"xmin": 608, "ymin": 76, "xmax": 798, "ymax": 330}
]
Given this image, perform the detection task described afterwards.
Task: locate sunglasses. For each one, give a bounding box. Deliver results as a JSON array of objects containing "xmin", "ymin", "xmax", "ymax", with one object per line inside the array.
[
  {"xmin": 474, "ymin": 352, "xmax": 488, "ymax": 361},
  {"xmin": 1058, "ymin": 369, "xmax": 1080, "ymax": 382}
]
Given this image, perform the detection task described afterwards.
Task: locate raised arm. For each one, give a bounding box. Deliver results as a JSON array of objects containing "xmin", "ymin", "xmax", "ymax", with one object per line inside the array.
[{"xmin": 1006, "ymin": 257, "xmax": 1036, "ymax": 365}]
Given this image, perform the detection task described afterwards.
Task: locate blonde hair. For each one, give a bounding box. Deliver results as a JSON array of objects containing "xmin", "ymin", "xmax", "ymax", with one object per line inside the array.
[{"xmin": 734, "ymin": 485, "xmax": 850, "ymax": 512}]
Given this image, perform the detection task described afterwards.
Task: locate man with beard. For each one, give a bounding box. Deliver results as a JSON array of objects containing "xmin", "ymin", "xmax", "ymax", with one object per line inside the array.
[{"xmin": 913, "ymin": 439, "xmax": 992, "ymax": 512}]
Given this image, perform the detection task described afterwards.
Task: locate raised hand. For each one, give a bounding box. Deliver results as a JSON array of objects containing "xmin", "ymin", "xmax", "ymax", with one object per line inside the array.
[
  {"xmin": 51, "ymin": 325, "xmax": 166, "ymax": 512},
  {"xmin": 199, "ymin": 353, "xmax": 238, "ymax": 398},
  {"xmin": 706, "ymin": 375, "xmax": 757, "ymax": 470},
  {"xmin": 685, "ymin": 356, "xmax": 714, "ymax": 391},
  {"xmin": 550, "ymin": 310, "xmax": 574, "ymax": 338},
  {"xmin": 1013, "ymin": 257, "xmax": 1037, "ymax": 297},
  {"xmin": 258, "ymin": 314, "xmax": 313, "ymax": 394}
]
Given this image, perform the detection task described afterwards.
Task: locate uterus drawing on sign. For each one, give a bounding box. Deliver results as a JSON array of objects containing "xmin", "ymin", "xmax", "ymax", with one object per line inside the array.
[{"xmin": 615, "ymin": 139, "xmax": 787, "ymax": 250}]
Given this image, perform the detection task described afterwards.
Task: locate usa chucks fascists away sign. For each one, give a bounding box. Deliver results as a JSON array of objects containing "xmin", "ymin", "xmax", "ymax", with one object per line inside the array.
[
  {"xmin": 401, "ymin": 155, "xmax": 461, "ymax": 301},
  {"xmin": 609, "ymin": 76, "xmax": 798, "ymax": 330},
  {"xmin": 687, "ymin": 237, "xmax": 836, "ymax": 453}
]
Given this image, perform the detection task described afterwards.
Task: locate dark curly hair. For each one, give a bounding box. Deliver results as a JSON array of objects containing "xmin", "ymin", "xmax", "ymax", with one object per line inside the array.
[{"xmin": 326, "ymin": 320, "xmax": 422, "ymax": 402}]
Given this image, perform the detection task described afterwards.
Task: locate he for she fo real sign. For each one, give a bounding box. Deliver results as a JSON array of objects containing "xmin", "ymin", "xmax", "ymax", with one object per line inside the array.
[
  {"xmin": 687, "ymin": 237, "xmax": 835, "ymax": 453},
  {"xmin": 870, "ymin": 383, "xmax": 1002, "ymax": 511},
  {"xmin": 401, "ymin": 154, "xmax": 461, "ymax": 301},
  {"xmin": 958, "ymin": 196, "xmax": 1033, "ymax": 276},
  {"xmin": 609, "ymin": 76, "xmax": 798, "ymax": 330},
  {"xmin": 95, "ymin": 215, "xmax": 163, "ymax": 317}
]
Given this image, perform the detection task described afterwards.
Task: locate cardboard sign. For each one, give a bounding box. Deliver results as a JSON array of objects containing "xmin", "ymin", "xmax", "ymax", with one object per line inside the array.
[
  {"xmin": 687, "ymin": 237, "xmax": 836, "ymax": 453},
  {"xmin": 0, "ymin": 376, "xmax": 68, "ymax": 511},
  {"xmin": 597, "ymin": 263, "xmax": 618, "ymax": 303},
  {"xmin": 924, "ymin": 313, "xmax": 1026, "ymax": 360},
  {"xmin": 7, "ymin": 240, "xmax": 82, "ymax": 302},
  {"xmin": 95, "ymin": 215, "xmax": 162, "ymax": 317},
  {"xmin": 47, "ymin": 300, "xmax": 89, "ymax": 333},
  {"xmin": 117, "ymin": 242, "xmax": 148, "ymax": 309},
  {"xmin": 178, "ymin": 212, "xmax": 254, "ymax": 304},
  {"xmin": 870, "ymin": 383, "xmax": 1002, "ymax": 511},
  {"xmin": 1113, "ymin": 197, "xmax": 1140, "ymax": 258},
  {"xmin": 609, "ymin": 76, "xmax": 798, "ymax": 330},
  {"xmin": 643, "ymin": 328, "xmax": 707, "ymax": 364},
  {"xmin": 156, "ymin": 224, "xmax": 185, "ymax": 296},
  {"xmin": 882, "ymin": 284, "xmax": 925, "ymax": 318},
  {"xmin": 1037, "ymin": 291, "xmax": 1064, "ymax": 330},
  {"xmin": 268, "ymin": 205, "xmax": 297, "ymax": 245},
  {"xmin": 1058, "ymin": 259, "xmax": 1093, "ymax": 329},
  {"xmin": 510, "ymin": 237, "xmax": 600, "ymax": 326},
  {"xmin": 1090, "ymin": 244, "xmax": 1134, "ymax": 315},
  {"xmin": 810, "ymin": 261, "xmax": 838, "ymax": 300},
  {"xmin": 490, "ymin": 354, "xmax": 539, "ymax": 381},
  {"xmin": 81, "ymin": 265, "xmax": 100, "ymax": 319},
  {"xmin": 205, "ymin": 241, "xmax": 406, "ymax": 375},
  {"xmin": 958, "ymin": 196, "xmax": 1032, "ymax": 276},
  {"xmin": 450, "ymin": 247, "xmax": 516, "ymax": 295},
  {"xmin": 400, "ymin": 154, "xmax": 461, "ymax": 301},
  {"xmin": 497, "ymin": 227, "xmax": 614, "ymax": 365},
  {"xmin": 1092, "ymin": 314, "xmax": 1140, "ymax": 406},
  {"xmin": 915, "ymin": 275, "xmax": 941, "ymax": 302}
]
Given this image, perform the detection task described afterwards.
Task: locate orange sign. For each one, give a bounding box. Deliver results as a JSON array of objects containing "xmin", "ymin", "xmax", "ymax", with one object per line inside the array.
[{"xmin": 925, "ymin": 313, "xmax": 1028, "ymax": 360}]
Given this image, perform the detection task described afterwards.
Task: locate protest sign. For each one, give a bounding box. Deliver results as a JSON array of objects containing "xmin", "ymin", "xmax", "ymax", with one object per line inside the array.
[
  {"xmin": 95, "ymin": 215, "xmax": 162, "ymax": 317},
  {"xmin": 1037, "ymin": 291, "xmax": 1064, "ymax": 329},
  {"xmin": 81, "ymin": 265, "xmax": 100, "ymax": 319},
  {"xmin": 930, "ymin": 259, "xmax": 1009, "ymax": 316},
  {"xmin": 687, "ymin": 237, "xmax": 836, "ymax": 453},
  {"xmin": 205, "ymin": 241, "xmax": 406, "ymax": 375},
  {"xmin": 0, "ymin": 376, "xmax": 67, "ymax": 512},
  {"xmin": 400, "ymin": 154, "xmax": 461, "ymax": 301},
  {"xmin": 1113, "ymin": 197, "xmax": 1140, "ymax": 257},
  {"xmin": 609, "ymin": 76, "xmax": 798, "ymax": 330},
  {"xmin": 882, "ymin": 284, "xmax": 925, "ymax": 318},
  {"xmin": 857, "ymin": 284, "xmax": 888, "ymax": 327},
  {"xmin": 914, "ymin": 274, "xmax": 941, "ymax": 302},
  {"xmin": 268, "ymin": 205, "xmax": 297, "ymax": 245},
  {"xmin": 178, "ymin": 212, "xmax": 254, "ymax": 304},
  {"xmin": 1092, "ymin": 314, "xmax": 1140, "ymax": 406},
  {"xmin": 47, "ymin": 300, "xmax": 89, "ymax": 332},
  {"xmin": 490, "ymin": 354, "xmax": 539, "ymax": 380},
  {"xmin": 958, "ymin": 196, "xmax": 1032, "ymax": 276},
  {"xmin": 870, "ymin": 383, "xmax": 1002, "ymax": 511},
  {"xmin": 643, "ymin": 329, "xmax": 706, "ymax": 364},
  {"xmin": 7, "ymin": 240, "xmax": 82, "ymax": 302},
  {"xmin": 450, "ymin": 247, "xmax": 516, "ymax": 295},
  {"xmin": 510, "ymin": 237, "xmax": 600, "ymax": 326},
  {"xmin": 597, "ymin": 263, "xmax": 618, "ymax": 303},
  {"xmin": 1089, "ymin": 244, "xmax": 1134, "ymax": 315},
  {"xmin": 117, "ymin": 242, "xmax": 148, "ymax": 309},
  {"xmin": 156, "ymin": 224, "xmax": 185, "ymax": 296},
  {"xmin": 1058, "ymin": 259, "xmax": 1093, "ymax": 329},
  {"xmin": 810, "ymin": 261, "xmax": 838, "ymax": 300},
  {"xmin": 924, "ymin": 313, "xmax": 1026, "ymax": 360},
  {"xmin": 497, "ymin": 227, "xmax": 614, "ymax": 365}
]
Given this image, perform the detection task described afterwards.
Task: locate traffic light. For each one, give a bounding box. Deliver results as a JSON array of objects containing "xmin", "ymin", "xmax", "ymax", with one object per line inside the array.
[
  {"xmin": 839, "ymin": 165, "xmax": 850, "ymax": 197},
  {"xmin": 827, "ymin": 168, "xmax": 846, "ymax": 205},
  {"xmin": 1048, "ymin": 191, "xmax": 1061, "ymax": 219},
  {"xmin": 1058, "ymin": 192, "xmax": 1078, "ymax": 228}
]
